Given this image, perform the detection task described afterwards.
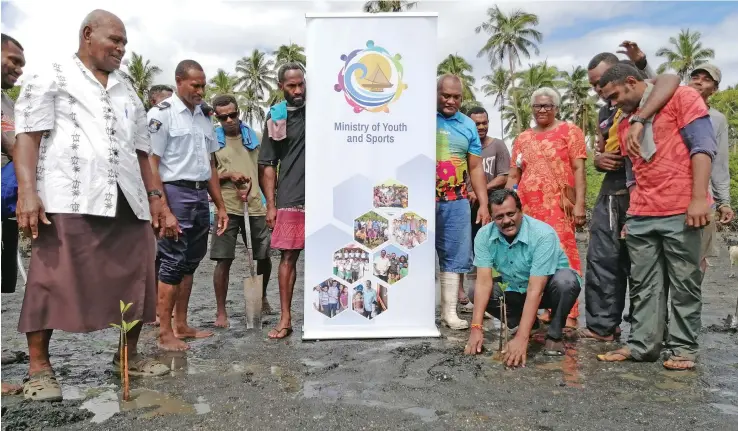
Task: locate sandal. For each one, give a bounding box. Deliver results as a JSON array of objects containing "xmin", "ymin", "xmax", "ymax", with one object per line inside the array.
[
  {"xmin": 597, "ymin": 348, "xmax": 632, "ymax": 362},
  {"xmin": 23, "ymin": 370, "xmax": 63, "ymax": 402},
  {"xmin": 113, "ymin": 355, "xmax": 170, "ymax": 377},
  {"xmin": 268, "ymin": 327, "xmax": 293, "ymax": 339},
  {"xmin": 663, "ymin": 355, "xmax": 696, "ymax": 371}
]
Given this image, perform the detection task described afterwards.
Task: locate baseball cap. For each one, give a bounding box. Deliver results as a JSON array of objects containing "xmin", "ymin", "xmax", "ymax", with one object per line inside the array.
[{"xmin": 691, "ymin": 64, "xmax": 721, "ymax": 83}]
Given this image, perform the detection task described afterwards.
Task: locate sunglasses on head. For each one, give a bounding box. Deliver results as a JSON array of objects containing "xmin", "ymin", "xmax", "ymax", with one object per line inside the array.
[{"xmin": 215, "ymin": 112, "xmax": 239, "ymax": 122}]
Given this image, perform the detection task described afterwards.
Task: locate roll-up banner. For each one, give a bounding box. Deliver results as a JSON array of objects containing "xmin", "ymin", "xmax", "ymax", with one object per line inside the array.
[{"xmin": 303, "ymin": 12, "xmax": 440, "ymax": 340}]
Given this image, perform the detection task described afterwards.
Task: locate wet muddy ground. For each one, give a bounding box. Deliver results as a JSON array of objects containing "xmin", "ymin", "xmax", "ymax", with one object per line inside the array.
[{"xmin": 2, "ymin": 235, "xmax": 737, "ymax": 430}]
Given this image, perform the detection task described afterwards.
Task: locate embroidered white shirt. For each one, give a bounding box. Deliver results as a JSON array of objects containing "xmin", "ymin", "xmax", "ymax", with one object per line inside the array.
[
  {"xmin": 14, "ymin": 54, "xmax": 151, "ymax": 220},
  {"xmin": 147, "ymin": 94, "xmax": 218, "ymax": 182}
]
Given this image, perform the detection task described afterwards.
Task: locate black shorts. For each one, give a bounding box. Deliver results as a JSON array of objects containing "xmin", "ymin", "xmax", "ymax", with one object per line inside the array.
[
  {"xmin": 210, "ymin": 214, "xmax": 271, "ymax": 261},
  {"xmin": 2, "ymin": 219, "xmax": 19, "ymax": 293}
]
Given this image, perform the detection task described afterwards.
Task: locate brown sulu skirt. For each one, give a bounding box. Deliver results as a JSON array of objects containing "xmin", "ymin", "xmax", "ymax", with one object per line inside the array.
[{"xmin": 18, "ymin": 191, "xmax": 157, "ymax": 333}]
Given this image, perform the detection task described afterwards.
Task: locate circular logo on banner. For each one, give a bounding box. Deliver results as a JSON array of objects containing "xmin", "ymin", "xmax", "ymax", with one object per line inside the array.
[{"xmin": 334, "ymin": 40, "xmax": 408, "ymax": 113}]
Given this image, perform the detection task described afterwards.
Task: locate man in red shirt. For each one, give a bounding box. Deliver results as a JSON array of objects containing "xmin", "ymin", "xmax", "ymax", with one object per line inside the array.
[{"xmin": 595, "ymin": 63, "xmax": 716, "ymax": 371}]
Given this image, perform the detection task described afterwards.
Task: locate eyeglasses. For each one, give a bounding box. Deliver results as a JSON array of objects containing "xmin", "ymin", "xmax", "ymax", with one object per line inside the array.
[
  {"xmin": 532, "ymin": 104, "xmax": 555, "ymax": 112},
  {"xmin": 215, "ymin": 112, "xmax": 239, "ymax": 122}
]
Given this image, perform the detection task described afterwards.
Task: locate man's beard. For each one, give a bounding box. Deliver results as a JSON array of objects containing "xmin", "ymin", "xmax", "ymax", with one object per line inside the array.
[{"xmin": 285, "ymin": 93, "xmax": 305, "ymax": 107}]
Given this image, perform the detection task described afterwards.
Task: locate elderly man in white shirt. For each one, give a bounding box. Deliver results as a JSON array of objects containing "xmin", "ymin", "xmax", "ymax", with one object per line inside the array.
[{"xmin": 13, "ymin": 9, "xmax": 170, "ymax": 402}]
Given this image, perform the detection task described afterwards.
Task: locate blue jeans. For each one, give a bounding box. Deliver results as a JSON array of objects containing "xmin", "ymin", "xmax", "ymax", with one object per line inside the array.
[
  {"xmin": 436, "ymin": 199, "xmax": 473, "ymax": 273},
  {"xmin": 157, "ymin": 184, "xmax": 210, "ymax": 285}
]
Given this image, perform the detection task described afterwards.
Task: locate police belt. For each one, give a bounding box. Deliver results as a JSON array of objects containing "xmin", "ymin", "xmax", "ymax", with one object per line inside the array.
[{"xmin": 165, "ymin": 180, "xmax": 208, "ymax": 190}]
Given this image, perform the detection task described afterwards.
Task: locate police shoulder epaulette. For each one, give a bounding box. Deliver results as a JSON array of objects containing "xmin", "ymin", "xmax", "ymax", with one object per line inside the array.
[{"xmin": 156, "ymin": 101, "xmax": 171, "ymax": 110}]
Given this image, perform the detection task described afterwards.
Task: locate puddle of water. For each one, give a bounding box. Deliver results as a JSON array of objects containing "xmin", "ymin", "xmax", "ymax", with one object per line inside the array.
[
  {"xmin": 80, "ymin": 390, "xmax": 120, "ymax": 423},
  {"xmin": 80, "ymin": 389, "xmax": 211, "ymax": 423},
  {"xmin": 271, "ymin": 365, "xmax": 300, "ymax": 393},
  {"xmin": 194, "ymin": 396, "xmax": 211, "ymax": 415},
  {"xmin": 300, "ymin": 359, "xmax": 325, "ymax": 368},
  {"xmin": 302, "ymin": 381, "xmax": 437, "ymax": 422},
  {"xmin": 403, "ymin": 407, "xmax": 437, "ymax": 423},
  {"xmin": 711, "ymin": 403, "xmax": 738, "ymax": 416},
  {"xmin": 619, "ymin": 373, "xmax": 648, "ymax": 382},
  {"xmin": 654, "ymin": 380, "xmax": 687, "ymax": 390}
]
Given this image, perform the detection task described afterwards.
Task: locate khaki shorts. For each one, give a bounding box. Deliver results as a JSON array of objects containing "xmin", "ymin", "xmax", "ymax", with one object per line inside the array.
[
  {"xmin": 700, "ymin": 219, "xmax": 717, "ymax": 260},
  {"xmin": 210, "ymin": 214, "xmax": 271, "ymax": 260}
]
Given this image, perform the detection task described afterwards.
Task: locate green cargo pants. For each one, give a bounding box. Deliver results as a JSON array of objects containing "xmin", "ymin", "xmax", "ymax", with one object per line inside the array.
[{"xmin": 625, "ymin": 214, "xmax": 702, "ymax": 361}]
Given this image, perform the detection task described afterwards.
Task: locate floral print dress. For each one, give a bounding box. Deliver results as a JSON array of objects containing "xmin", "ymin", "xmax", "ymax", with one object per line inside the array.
[{"xmin": 511, "ymin": 121, "xmax": 587, "ymax": 320}]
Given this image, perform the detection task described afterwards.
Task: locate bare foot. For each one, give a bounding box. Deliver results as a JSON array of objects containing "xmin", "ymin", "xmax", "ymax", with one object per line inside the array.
[
  {"xmin": 146, "ymin": 315, "xmax": 161, "ymax": 326},
  {"xmin": 262, "ymin": 300, "xmax": 275, "ymax": 315},
  {"xmin": 174, "ymin": 325, "xmax": 214, "ymax": 339},
  {"xmin": 2, "ymin": 382, "xmax": 22, "ymax": 395},
  {"xmin": 214, "ymin": 314, "xmax": 230, "ymax": 328},
  {"xmin": 158, "ymin": 333, "xmax": 190, "ymax": 351},
  {"xmin": 565, "ymin": 317, "xmax": 579, "ymax": 329}
]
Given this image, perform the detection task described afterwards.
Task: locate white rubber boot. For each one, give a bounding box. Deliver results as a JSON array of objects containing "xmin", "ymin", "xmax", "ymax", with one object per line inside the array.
[{"xmin": 440, "ymin": 273, "xmax": 469, "ymax": 330}]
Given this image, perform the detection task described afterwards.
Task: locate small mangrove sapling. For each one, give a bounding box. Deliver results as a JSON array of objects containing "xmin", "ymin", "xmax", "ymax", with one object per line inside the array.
[
  {"xmin": 110, "ymin": 300, "xmax": 139, "ymax": 401},
  {"xmin": 497, "ymin": 281, "xmax": 510, "ymax": 353}
]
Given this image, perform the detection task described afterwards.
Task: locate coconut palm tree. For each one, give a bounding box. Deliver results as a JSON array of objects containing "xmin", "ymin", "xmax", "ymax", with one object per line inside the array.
[
  {"xmin": 235, "ymin": 49, "xmax": 277, "ymax": 100},
  {"xmin": 655, "ymin": 29, "xmax": 715, "ymax": 83},
  {"xmin": 239, "ymin": 87, "xmax": 267, "ymax": 128},
  {"xmin": 559, "ymin": 66, "xmax": 590, "ymax": 120},
  {"xmin": 501, "ymin": 93, "xmax": 531, "ymax": 141},
  {"xmin": 274, "ymin": 43, "xmax": 306, "ymax": 70},
  {"xmin": 515, "ymin": 61, "xmax": 561, "ymax": 103},
  {"xmin": 209, "ymin": 69, "xmax": 238, "ymax": 96},
  {"xmin": 481, "ymin": 67, "xmax": 511, "ymax": 133},
  {"xmin": 363, "ymin": 1, "xmax": 418, "ymax": 13},
  {"xmin": 125, "ymin": 52, "xmax": 162, "ymax": 103},
  {"xmin": 475, "ymin": 6, "xmax": 542, "ymax": 135},
  {"xmin": 266, "ymin": 86, "xmax": 285, "ymax": 107},
  {"xmin": 437, "ymin": 53, "xmax": 477, "ymax": 102}
]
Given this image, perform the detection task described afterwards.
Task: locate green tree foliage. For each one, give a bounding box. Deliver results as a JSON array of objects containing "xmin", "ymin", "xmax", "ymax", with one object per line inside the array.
[
  {"xmin": 655, "ymin": 29, "xmax": 715, "ymax": 83},
  {"xmin": 437, "ymin": 53, "xmax": 477, "ymax": 102}
]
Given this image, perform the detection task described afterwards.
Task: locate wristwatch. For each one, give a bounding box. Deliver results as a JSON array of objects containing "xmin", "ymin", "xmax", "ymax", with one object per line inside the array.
[
  {"xmin": 629, "ymin": 115, "xmax": 649, "ymax": 125},
  {"xmin": 147, "ymin": 189, "xmax": 163, "ymax": 199}
]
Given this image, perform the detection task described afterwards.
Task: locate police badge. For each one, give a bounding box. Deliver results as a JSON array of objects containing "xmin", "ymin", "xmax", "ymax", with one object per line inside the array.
[{"xmin": 148, "ymin": 119, "xmax": 162, "ymax": 133}]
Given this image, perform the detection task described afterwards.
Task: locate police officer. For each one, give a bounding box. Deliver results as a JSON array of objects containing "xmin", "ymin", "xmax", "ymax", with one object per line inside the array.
[{"xmin": 147, "ymin": 59, "xmax": 228, "ymax": 352}]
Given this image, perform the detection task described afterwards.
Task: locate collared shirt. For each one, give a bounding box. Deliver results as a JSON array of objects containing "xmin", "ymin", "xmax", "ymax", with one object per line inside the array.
[
  {"xmin": 436, "ymin": 111, "xmax": 482, "ymax": 202},
  {"xmin": 148, "ymin": 94, "xmax": 218, "ymax": 182},
  {"xmin": 619, "ymin": 87, "xmax": 716, "ymax": 216},
  {"xmin": 374, "ymin": 256, "xmax": 390, "ymax": 276},
  {"xmin": 473, "ymin": 215, "xmax": 576, "ymax": 294},
  {"xmin": 14, "ymin": 55, "xmax": 151, "ymax": 220},
  {"xmin": 363, "ymin": 288, "xmax": 377, "ymax": 312}
]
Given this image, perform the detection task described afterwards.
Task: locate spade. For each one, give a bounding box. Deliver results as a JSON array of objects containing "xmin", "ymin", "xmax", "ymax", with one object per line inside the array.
[{"xmin": 242, "ymin": 196, "xmax": 263, "ymax": 330}]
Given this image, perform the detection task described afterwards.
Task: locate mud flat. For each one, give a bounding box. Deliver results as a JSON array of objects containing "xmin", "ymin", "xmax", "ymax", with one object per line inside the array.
[{"xmin": 2, "ymin": 235, "xmax": 737, "ymax": 430}]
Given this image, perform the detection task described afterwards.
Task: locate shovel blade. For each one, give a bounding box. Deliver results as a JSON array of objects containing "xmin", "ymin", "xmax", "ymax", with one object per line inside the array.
[{"xmin": 244, "ymin": 275, "xmax": 263, "ymax": 330}]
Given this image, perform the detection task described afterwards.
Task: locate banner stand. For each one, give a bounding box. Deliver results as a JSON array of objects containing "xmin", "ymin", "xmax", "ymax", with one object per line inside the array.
[{"xmin": 303, "ymin": 12, "xmax": 440, "ymax": 340}]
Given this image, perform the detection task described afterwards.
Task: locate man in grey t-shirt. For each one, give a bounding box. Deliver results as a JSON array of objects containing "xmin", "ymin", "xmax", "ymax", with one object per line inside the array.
[
  {"xmin": 688, "ymin": 64, "xmax": 734, "ymax": 269},
  {"xmin": 463, "ymin": 106, "xmax": 510, "ymax": 309}
]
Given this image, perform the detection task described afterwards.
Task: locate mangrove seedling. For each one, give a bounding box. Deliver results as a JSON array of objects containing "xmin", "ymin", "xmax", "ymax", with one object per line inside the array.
[
  {"xmin": 497, "ymin": 281, "xmax": 510, "ymax": 353},
  {"xmin": 110, "ymin": 300, "xmax": 139, "ymax": 401}
]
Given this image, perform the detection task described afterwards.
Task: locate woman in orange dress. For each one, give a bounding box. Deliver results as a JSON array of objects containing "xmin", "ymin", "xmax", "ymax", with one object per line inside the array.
[{"xmin": 506, "ymin": 87, "xmax": 587, "ymax": 329}]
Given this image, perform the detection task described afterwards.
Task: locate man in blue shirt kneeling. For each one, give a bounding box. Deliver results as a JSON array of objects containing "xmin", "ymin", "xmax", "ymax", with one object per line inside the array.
[{"xmin": 464, "ymin": 189, "xmax": 581, "ymax": 366}]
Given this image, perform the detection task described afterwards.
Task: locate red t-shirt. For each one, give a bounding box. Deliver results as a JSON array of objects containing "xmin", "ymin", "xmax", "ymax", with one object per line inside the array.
[{"xmin": 619, "ymin": 86, "xmax": 711, "ymax": 216}]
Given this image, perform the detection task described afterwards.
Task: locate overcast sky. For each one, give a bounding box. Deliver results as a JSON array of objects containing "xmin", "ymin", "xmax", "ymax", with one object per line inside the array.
[{"xmin": 2, "ymin": 0, "xmax": 737, "ymax": 141}]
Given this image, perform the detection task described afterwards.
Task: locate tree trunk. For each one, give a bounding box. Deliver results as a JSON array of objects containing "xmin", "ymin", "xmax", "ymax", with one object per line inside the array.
[
  {"xmin": 508, "ymin": 56, "xmax": 521, "ymax": 137},
  {"xmin": 500, "ymin": 95, "xmax": 505, "ymax": 139}
]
